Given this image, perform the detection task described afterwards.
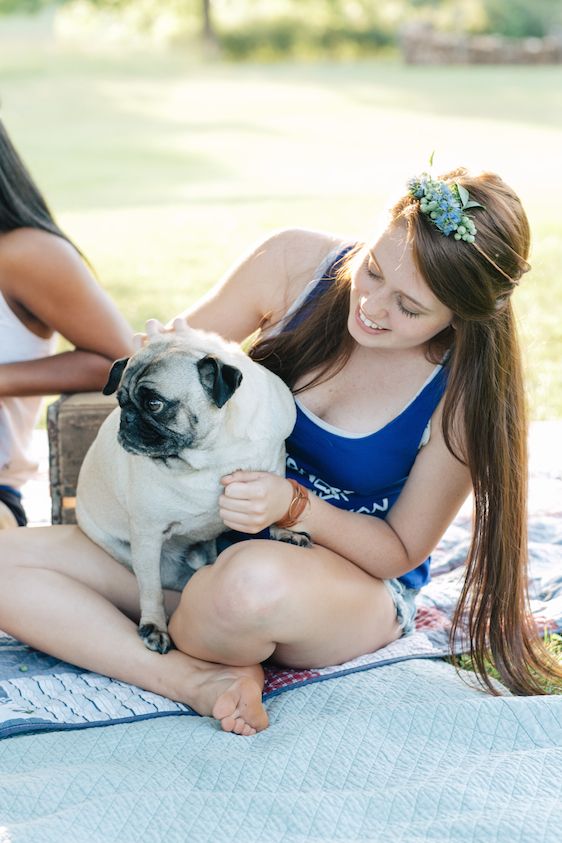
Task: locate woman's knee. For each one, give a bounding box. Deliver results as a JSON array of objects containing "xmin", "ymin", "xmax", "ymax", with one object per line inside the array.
[{"xmin": 187, "ymin": 542, "xmax": 292, "ymax": 628}]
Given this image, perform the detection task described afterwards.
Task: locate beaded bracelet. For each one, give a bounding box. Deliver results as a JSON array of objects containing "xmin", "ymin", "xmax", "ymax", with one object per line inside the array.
[{"xmin": 275, "ymin": 479, "xmax": 310, "ymax": 529}]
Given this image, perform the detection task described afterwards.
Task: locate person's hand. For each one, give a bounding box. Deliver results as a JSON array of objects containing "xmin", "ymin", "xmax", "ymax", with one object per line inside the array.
[
  {"xmin": 219, "ymin": 471, "xmax": 294, "ymax": 533},
  {"xmin": 133, "ymin": 317, "xmax": 189, "ymax": 350}
]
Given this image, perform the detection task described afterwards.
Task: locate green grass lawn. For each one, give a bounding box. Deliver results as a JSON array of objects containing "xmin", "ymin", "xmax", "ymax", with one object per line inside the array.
[{"xmin": 1, "ymin": 42, "xmax": 561, "ymax": 417}]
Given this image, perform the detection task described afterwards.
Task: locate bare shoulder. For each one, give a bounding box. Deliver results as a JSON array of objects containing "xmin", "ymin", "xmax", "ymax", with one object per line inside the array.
[
  {"xmin": 0, "ymin": 228, "xmax": 83, "ymax": 297},
  {"xmin": 275, "ymin": 227, "xmax": 352, "ymax": 294},
  {"xmin": 182, "ymin": 227, "xmax": 353, "ymax": 343},
  {"xmin": 254, "ymin": 228, "xmax": 353, "ymax": 325},
  {"xmin": 277, "ymin": 227, "xmax": 351, "ymax": 266},
  {"xmin": 0, "ymin": 227, "xmax": 132, "ymax": 355},
  {"xmin": 0, "ymin": 226, "xmax": 78, "ymax": 266}
]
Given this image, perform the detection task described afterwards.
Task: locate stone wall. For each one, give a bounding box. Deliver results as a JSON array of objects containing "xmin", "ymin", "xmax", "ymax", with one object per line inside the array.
[{"xmin": 400, "ymin": 22, "xmax": 562, "ymax": 64}]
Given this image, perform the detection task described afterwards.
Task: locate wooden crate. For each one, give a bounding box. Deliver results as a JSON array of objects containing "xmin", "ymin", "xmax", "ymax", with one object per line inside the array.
[{"xmin": 47, "ymin": 392, "xmax": 117, "ymax": 524}]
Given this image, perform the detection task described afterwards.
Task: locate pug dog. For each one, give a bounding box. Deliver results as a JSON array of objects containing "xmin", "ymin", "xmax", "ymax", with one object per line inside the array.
[{"xmin": 76, "ymin": 323, "xmax": 309, "ymax": 654}]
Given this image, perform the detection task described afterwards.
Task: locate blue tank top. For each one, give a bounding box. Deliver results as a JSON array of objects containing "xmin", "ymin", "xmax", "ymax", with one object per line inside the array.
[
  {"xmin": 219, "ymin": 245, "xmax": 448, "ymax": 589},
  {"xmin": 285, "ymin": 372, "xmax": 446, "ymax": 589}
]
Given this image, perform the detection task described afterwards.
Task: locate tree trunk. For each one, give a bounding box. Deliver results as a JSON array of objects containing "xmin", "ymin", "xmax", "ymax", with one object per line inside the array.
[{"xmin": 202, "ymin": 0, "xmax": 216, "ymax": 43}]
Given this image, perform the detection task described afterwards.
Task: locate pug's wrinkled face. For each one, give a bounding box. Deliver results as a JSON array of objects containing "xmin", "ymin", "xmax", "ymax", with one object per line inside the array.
[{"xmin": 103, "ymin": 342, "xmax": 242, "ymax": 461}]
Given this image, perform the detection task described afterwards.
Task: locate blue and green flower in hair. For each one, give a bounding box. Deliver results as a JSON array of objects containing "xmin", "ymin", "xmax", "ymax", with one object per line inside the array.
[{"xmin": 407, "ymin": 173, "xmax": 484, "ymax": 243}]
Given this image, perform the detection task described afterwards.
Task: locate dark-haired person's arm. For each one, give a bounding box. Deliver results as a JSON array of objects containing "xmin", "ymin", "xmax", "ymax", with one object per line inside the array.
[{"xmin": 0, "ymin": 228, "xmax": 133, "ymax": 397}]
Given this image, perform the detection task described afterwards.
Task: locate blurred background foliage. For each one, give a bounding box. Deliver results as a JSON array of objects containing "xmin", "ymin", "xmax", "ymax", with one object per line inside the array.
[
  {"xmin": 1, "ymin": 1, "xmax": 561, "ymax": 418},
  {"xmin": 1, "ymin": 0, "xmax": 562, "ymax": 58}
]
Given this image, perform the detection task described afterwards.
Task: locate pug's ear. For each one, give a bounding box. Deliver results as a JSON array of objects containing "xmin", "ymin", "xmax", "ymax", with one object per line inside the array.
[
  {"xmin": 197, "ymin": 355, "xmax": 243, "ymax": 408},
  {"xmin": 102, "ymin": 357, "xmax": 130, "ymax": 395}
]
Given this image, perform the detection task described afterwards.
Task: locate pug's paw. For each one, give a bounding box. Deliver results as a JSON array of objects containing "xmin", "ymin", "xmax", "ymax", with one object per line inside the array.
[
  {"xmin": 138, "ymin": 623, "xmax": 171, "ymax": 654},
  {"xmin": 269, "ymin": 526, "xmax": 312, "ymax": 548}
]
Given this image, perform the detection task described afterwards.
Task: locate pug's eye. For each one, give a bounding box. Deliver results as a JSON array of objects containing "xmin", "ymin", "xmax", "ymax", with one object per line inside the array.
[{"xmin": 145, "ymin": 397, "xmax": 164, "ymax": 414}]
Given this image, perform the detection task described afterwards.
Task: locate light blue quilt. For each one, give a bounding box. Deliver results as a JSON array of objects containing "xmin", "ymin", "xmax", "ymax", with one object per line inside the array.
[
  {"xmin": 0, "ymin": 429, "xmax": 561, "ymax": 842},
  {"xmin": 1, "ymin": 659, "xmax": 562, "ymax": 843}
]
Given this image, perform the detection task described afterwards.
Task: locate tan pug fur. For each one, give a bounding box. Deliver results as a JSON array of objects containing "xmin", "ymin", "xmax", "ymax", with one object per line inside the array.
[{"xmin": 76, "ymin": 326, "xmax": 303, "ymax": 654}]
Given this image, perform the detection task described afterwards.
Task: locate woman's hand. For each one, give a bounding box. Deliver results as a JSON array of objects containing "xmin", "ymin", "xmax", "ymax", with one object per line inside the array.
[
  {"xmin": 133, "ymin": 317, "xmax": 189, "ymax": 350},
  {"xmin": 219, "ymin": 471, "xmax": 294, "ymax": 533}
]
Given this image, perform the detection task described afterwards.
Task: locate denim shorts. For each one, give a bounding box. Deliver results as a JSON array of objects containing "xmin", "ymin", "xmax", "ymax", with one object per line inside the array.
[{"xmin": 383, "ymin": 578, "xmax": 419, "ymax": 637}]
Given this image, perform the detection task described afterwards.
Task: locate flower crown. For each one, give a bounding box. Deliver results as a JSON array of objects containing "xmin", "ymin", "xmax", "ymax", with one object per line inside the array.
[{"xmin": 407, "ymin": 173, "xmax": 484, "ymax": 243}]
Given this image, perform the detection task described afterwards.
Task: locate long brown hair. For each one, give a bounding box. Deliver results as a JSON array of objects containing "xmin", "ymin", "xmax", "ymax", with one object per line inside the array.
[{"xmin": 251, "ymin": 168, "xmax": 562, "ymax": 696}]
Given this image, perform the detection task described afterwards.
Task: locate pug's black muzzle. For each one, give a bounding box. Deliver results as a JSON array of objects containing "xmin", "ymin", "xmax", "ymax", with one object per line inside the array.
[{"xmin": 117, "ymin": 404, "xmax": 193, "ymax": 460}]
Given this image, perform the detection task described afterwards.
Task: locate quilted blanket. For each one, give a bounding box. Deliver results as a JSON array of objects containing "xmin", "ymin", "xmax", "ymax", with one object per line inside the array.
[
  {"xmin": 1, "ymin": 508, "xmax": 561, "ymax": 739},
  {"xmin": 0, "ymin": 423, "xmax": 561, "ymax": 842},
  {"xmin": 1, "ymin": 659, "xmax": 562, "ymax": 843}
]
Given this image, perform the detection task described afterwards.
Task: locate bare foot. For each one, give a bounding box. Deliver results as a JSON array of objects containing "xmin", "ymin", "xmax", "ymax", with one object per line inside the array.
[
  {"xmin": 212, "ymin": 675, "xmax": 269, "ymax": 736},
  {"xmin": 166, "ymin": 653, "xmax": 268, "ymax": 736}
]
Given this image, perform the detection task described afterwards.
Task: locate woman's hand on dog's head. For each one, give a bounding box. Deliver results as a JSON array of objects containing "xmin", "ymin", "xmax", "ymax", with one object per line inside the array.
[{"xmin": 133, "ymin": 317, "xmax": 189, "ymax": 350}]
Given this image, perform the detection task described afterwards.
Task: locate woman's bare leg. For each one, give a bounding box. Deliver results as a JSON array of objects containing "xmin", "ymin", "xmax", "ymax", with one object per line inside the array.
[
  {"xmin": 0, "ymin": 526, "xmax": 268, "ymax": 735},
  {"xmin": 0, "ymin": 502, "xmax": 18, "ymax": 530},
  {"xmin": 169, "ymin": 540, "xmax": 402, "ymax": 669}
]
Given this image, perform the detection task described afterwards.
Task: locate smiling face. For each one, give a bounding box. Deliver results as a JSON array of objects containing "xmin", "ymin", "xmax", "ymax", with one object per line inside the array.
[{"xmin": 347, "ymin": 224, "xmax": 454, "ymax": 353}]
